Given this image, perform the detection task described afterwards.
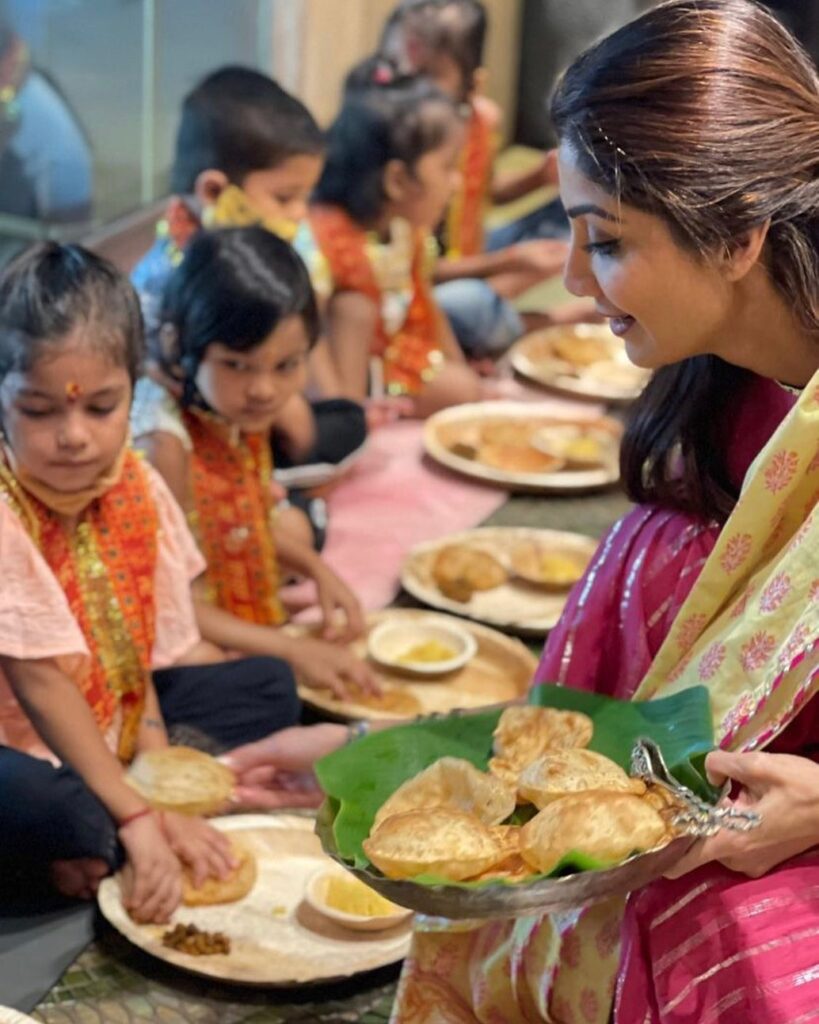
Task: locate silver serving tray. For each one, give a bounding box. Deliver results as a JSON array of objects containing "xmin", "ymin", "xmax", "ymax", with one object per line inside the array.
[{"xmin": 324, "ymin": 835, "xmax": 695, "ymax": 920}]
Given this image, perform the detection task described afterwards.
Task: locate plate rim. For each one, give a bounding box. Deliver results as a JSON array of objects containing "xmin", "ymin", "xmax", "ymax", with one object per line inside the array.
[
  {"xmin": 327, "ymin": 834, "xmax": 694, "ymax": 919},
  {"xmin": 97, "ymin": 812, "xmax": 411, "ymax": 987},
  {"xmin": 423, "ymin": 400, "xmax": 622, "ymax": 493},
  {"xmin": 400, "ymin": 526, "xmax": 599, "ymax": 635},
  {"xmin": 296, "ymin": 608, "xmax": 538, "ymax": 721},
  {"xmin": 510, "ymin": 326, "xmax": 648, "ymax": 404}
]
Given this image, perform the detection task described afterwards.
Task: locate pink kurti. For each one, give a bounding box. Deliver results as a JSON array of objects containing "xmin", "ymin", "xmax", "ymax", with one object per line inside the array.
[{"xmin": 0, "ymin": 463, "xmax": 205, "ymax": 762}]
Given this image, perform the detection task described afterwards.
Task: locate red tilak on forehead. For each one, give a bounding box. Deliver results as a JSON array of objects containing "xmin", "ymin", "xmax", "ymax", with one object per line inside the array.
[{"xmin": 65, "ymin": 381, "xmax": 81, "ymax": 401}]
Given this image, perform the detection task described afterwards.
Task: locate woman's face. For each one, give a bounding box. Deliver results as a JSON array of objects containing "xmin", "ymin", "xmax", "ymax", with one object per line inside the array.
[
  {"xmin": 558, "ymin": 143, "xmax": 736, "ymax": 370},
  {"xmin": 195, "ymin": 315, "xmax": 310, "ymax": 434}
]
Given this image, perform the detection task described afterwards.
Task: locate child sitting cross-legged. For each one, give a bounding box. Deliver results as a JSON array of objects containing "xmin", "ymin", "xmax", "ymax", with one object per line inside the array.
[{"xmin": 132, "ymin": 226, "xmax": 377, "ymax": 699}]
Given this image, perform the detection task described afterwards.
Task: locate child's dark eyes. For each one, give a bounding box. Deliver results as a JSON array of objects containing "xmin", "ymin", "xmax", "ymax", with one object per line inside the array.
[
  {"xmin": 276, "ymin": 355, "xmax": 306, "ymax": 375},
  {"xmin": 17, "ymin": 407, "xmax": 51, "ymax": 419}
]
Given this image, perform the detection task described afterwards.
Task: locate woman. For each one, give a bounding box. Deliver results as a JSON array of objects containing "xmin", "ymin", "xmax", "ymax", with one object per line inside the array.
[{"xmin": 229, "ymin": 2, "xmax": 818, "ymax": 1019}]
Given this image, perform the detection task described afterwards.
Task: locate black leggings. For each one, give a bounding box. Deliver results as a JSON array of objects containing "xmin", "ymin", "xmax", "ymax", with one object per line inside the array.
[{"xmin": 0, "ymin": 656, "xmax": 299, "ymax": 891}]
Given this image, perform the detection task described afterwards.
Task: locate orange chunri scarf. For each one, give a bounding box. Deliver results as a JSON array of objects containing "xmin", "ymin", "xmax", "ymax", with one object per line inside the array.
[
  {"xmin": 0, "ymin": 450, "xmax": 157, "ymax": 763},
  {"xmin": 310, "ymin": 205, "xmax": 441, "ymax": 396},
  {"xmin": 183, "ymin": 408, "xmax": 285, "ymax": 626},
  {"xmin": 444, "ymin": 102, "xmax": 495, "ymax": 259}
]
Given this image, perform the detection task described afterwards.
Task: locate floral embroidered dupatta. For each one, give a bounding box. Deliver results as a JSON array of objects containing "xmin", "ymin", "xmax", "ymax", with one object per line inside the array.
[{"xmin": 634, "ymin": 373, "xmax": 818, "ymax": 745}]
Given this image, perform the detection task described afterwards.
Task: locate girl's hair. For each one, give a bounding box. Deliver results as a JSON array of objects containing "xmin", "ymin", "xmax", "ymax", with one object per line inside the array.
[
  {"xmin": 171, "ymin": 66, "xmax": 325, "ymax": 195},
  {"xmin": 314, "ymin": 57, "xmax": 460, "ymax": 225},
  {"xmin": 0, "ymin": 241, "xmax": 143, "ymax": 385},
  {"xmin": 380, "ymin": 0, "xmax": 487, "ymax": 92},
  {"xmin": 156, "ymin": 226, "xmax": 319, "ymax": 406},
  {"xmin": 551, "ymin": 0, "xmax": 819, "ymax": 524}
]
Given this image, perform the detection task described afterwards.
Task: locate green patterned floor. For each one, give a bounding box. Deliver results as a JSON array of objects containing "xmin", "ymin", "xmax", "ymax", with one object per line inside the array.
[{"xmin": 33, "ymin": 929, "xmax": 398, "ymax": 1023}]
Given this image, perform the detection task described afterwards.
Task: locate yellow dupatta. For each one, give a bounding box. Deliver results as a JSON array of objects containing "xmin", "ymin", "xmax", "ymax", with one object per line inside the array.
[{"xmin": 633, "ymin": 370, "xmax": 819, "ymax": 748}]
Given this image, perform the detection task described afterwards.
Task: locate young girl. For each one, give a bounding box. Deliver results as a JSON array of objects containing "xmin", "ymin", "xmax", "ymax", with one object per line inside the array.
[
  {"xmin": 0, "ymin": 242, "xmax": 303, "ymax": 924},
  {"xmin": 310, "ymin": 62, "xmax": 484, "ymax": 416},
  {"xmin": 132, "ymin": 226, "xmax": 376, "ymax": 699},
  {"xmin": 377, "ymin": 0, "xmax": 592, "ymax": 358}
]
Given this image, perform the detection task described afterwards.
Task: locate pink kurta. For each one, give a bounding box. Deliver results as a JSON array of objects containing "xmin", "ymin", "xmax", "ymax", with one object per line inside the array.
[
  {"xmin": 391, "ymin": 374, "xmax": 801, "ymax": 1024},
  {"xmin": 0, "ymin": 463, "xmax": 205, "ymax": 762}
]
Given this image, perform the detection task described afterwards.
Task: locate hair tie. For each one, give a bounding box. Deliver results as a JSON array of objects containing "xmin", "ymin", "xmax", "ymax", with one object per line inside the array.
[{"xmin": 373, "ymin": 63, "xmax": 394, "ymax": 85}]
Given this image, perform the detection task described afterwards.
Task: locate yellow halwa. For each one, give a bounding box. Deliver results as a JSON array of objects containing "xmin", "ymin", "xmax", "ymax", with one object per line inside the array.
[
  {"xmin": 396, "ymin": 640, "xmax": 457, "ymax": 664},
  {"xmin": 323, "ymin": 875, "xmax": 400, "ymax": 917}
]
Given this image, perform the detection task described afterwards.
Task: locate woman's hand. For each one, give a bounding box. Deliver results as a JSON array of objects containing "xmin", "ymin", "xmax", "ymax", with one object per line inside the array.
[
  {"xmin": 311, "ymin": 563, "xmax": 366, "ymax": 642},
  {"xmin": 160, "ymin": 812, "xmax": 237, "ymax": 889},
  {"xmin": 282, "ymin": 635, "xmax": 379, "ymax": 700},
  {"xmin": 666, "ymin": 750, "xmax": 819, "ymax": 880},
  {"xmin": 118, "ymin": 812, "xmax": 182, "ymax": 923},
  {"xmin": 222, "ymin": 723, "xmax": 347, "ymax": 810}
]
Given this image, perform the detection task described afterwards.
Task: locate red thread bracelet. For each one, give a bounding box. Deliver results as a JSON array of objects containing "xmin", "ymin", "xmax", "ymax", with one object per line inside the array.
[{"xmin": 118, "ymin": 807, "xmax": 153, "ymax": 829}]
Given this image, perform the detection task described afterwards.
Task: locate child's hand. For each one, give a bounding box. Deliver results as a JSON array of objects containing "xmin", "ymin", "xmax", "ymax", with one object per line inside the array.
[
  {"xmin": 312, "ymin": 565, "xmax": 366, "ymax": 642},
  {"xmin": 364, "ymin": 395, "xmax": 416, "ymax": 430},
  {"xmin": 512, "ymin": 239, "xmax": 569, "ymax": 278},
  {"xmin": 540, "ymin": 148, "xmax": 559, "ymax": 187},
  {"xmin": 160, "ymin": 812, "xmax": 237, "ymax": 890},
  {"xmin": 284, "ymin": 636, "xmax": 380, "ymax": 701},
  {"xmin": 222, "ymin": 724, "xmax": 347, "ymax": 810},
  {"xmin": 118, "ymin": 812, "xmax": 182, "ymax": 923}
]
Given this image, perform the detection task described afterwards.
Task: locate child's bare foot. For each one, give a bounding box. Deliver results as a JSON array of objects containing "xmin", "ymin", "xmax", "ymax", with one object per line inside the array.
[{"xmin": 50, "ymin": 858, "xmax": 110, "ymax": 900}]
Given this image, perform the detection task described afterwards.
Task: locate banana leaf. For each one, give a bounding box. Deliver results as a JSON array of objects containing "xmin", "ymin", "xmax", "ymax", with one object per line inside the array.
[{"xmin": 315, "ymin": 683, "xmax": 715, "ymax": 875}]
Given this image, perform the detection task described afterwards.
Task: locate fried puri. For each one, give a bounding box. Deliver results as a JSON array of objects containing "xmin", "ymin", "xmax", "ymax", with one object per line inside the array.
[
  {"xmin": 372, "ymin": 756, "xmax": 516, "ymax": 832},
  {"xmin": 363, "ymin": 807, "xmax": 505, "ymax": 881},
  {"xmin": 432, "ymin": 543, "xmax": 507, "ymax": 603},
  {"xmin": 127, "ymin": 745, "xmax": 235, "ymax": 817},
  {"xmin": 517, "ymin": 748, "xmax": 646, "ymax": 809},
  {"xmin": 520, "ymin": 791, "xmax": 668, "ymax": 874}
]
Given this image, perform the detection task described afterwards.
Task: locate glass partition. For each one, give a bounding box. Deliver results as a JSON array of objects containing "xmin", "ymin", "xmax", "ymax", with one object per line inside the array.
[{"xmin": 0, "ymin": 0, "xmax": 275, "ymax": 261}]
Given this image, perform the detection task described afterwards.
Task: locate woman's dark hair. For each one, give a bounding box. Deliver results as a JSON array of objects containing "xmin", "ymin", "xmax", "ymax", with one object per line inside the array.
[
  {"xmin": 0, "ymin": 242, "xmax": 143, "ymax": 385},
  {"xmin": 156, "ymin": 226, "xmax": 319, "ymax": 406},
  {"xmin": 380, "ymin": 0, "xmax": 487, "ymax": 93},
  {"xmin": 315, "ymin": 58, "xmax": 459, "ymax": 226},
  {"xmin": 551, "ymin": 0, "xmax": 819, "ymax": 523},
  {"xmin": 171, "ymin": 66, "xmax": 325, "ymax": 195}
]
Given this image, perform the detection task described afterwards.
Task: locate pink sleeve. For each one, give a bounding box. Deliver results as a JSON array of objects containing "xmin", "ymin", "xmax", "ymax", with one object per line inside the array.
[
  {"xmin": 534, "ymin": 505, "xmax": 719, "ymax": 700},
  {"xmin": 0, "ymin": 500, "xmax": 89, "ymax": 757},
  {"xmin": 0, "ymin": 500, "xmax": 89, "ymax": 663},
  {"xmin": 144, "ymin": 464, "xmax": 206, "ymax": 669}
]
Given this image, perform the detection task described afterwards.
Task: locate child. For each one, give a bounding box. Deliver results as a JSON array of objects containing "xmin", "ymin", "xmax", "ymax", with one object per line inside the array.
[
  {"xmin": 379, "ymin": 0, "xmax": 592, "ymax": 357},
  {"xmin": 132, "ymin": 226, "xmax": 377, "ymax": 698},
  {"xmin": 0, "ymin": 242, "xmax": 303, "ymax": 922},
  {"xmin": 131, "ymin": 65, "xmax": 367, "ymax": 544},
  {"xmin": 310, "ymin": 63, "xmax": 484, "ymax": 416}
]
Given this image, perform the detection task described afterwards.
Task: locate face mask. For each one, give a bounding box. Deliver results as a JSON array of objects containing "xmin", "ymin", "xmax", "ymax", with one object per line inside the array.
[{"xmin": 201, "ymin": 184, "xmax": 300, "ymax": 242}]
